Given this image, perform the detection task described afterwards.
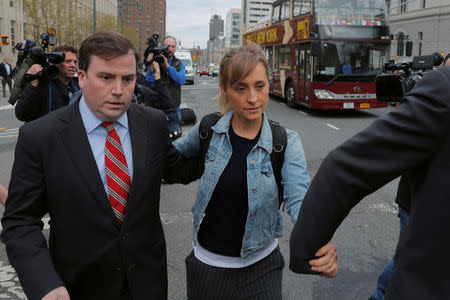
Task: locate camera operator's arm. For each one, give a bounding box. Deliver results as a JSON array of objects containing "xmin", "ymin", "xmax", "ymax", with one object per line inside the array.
[
  {"xmin": 164, "ymin": 56, "xmax": 186, "ymax": 86},
  {"xmin": 15, "ymin": 64, "xmax": 46, "ymax": 122},
  {"xmin": 145, "ymin": 53, "xmax": 156, "ymax": 89},
  {"xmin": 152, "ymin": 62, "xmax": 172, "ymax": 110}
]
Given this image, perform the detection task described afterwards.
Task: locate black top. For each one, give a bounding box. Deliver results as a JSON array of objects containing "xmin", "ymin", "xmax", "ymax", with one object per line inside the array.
[{"xmin": 198, "ymin": 125, "xmax": 260, "ymax": 257}]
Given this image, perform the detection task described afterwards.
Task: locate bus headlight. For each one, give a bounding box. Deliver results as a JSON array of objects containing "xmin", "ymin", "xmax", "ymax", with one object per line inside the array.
[{"xmin": 314, "ymin": 90, "xmax": 335, "ymax": 99}]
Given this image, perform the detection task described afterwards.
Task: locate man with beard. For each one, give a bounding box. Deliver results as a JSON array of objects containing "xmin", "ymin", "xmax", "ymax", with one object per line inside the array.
[{"xmin": 15, "ymin": 45, "xmax": 80, "ymax": 122}]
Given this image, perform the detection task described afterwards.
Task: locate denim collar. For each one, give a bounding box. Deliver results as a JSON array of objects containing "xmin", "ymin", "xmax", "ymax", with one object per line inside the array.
[{"xmin": 212, "ymin": 110, "xmax": 273, "ymax": 153}]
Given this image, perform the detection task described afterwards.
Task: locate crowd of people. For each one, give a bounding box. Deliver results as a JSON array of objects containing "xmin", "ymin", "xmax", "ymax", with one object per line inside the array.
[{"xmin": 0, "ymin": 30, "xmax": 449, "ymax": 300}]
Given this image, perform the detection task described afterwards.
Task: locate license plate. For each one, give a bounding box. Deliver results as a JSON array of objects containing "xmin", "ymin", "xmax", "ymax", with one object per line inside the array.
[
  {"xmin": 343, "ymin": 102, "xmax": 354, "ymax": 109},
  {"xmin": 360, "ymin": 103, "xmax": 370, "ymax": 108}
]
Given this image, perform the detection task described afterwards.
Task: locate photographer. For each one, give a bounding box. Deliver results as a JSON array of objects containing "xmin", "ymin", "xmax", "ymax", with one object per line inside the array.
[
  {"xmin": 0, "ymin": 58, "xmax": 13, "ymax": 98},
  {"xmin": 15, "ymin": 45, "xmax": 80, "ymax": 122},
  {"xmin": 289, "ymin": 66, "xmax": 450, "ymax": 298},
  {"xmin": 145, "ymin": 36, "xmax": 186, "ymax": 138}
]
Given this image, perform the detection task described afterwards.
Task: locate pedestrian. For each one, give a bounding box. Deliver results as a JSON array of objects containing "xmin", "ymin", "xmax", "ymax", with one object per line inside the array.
[
  {"xmin": 15, "ymin": 45, "xmax": 80, "ymax": 122},
  {"xmin": 174, "ymin": 44, "xmax": 337, "ymax": 299},
  {"xmin": 145, "ymin": 36, "xmax": 186, "ymax": 140},
  {"xmin": 0, "ymin": 58, "xmax": 13, "ymax": 98},
  {"xmin": 290, "ymin": 67, "xmax": 450, "ymax": 299},
  {"xmin": 1, "ymin": 31, "xmax": 199, "ymax": 300}
]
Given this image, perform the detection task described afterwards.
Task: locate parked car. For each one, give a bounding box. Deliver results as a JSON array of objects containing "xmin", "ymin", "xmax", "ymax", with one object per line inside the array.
[{"xmin": 199, "ymin": 67, "xmax": 209, "ymax": 76}]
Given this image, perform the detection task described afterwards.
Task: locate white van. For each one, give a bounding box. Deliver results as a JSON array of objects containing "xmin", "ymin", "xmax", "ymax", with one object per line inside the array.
[{"xmin": 176, "ymin": 49, "xmax": 194, "ymax": 85}]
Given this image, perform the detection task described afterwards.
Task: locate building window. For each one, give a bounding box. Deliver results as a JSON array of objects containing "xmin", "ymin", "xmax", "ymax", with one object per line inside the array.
[
  {"xmin": 10, "ymin": 0, "xmax": 13, "ymax": 7},
  {"xmin": 397, "ymin": 32, "xmax": 405, "ymax": 56},
  {"xmin": 386, "ymin": 0, "xmax": 390, "ymax": 10},
  {"xmin": 400, "ymin": 0, "xmax": 407, "ymax": 13},
  {"xmin": 10, "ymin": 20, "xmax": 16, "ymax": 53},
  {"xmin": 422, "ymin": 0, "xmax": 426, "ymax": 8}
]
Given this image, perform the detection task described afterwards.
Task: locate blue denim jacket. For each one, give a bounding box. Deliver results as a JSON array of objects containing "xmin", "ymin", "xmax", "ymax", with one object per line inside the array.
[{"xmin": 173, "ymin": 111, "xmax": 310, "ymax": 259}]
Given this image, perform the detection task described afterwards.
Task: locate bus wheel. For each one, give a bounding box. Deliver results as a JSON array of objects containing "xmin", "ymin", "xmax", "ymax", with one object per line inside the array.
[{"xmin": 286, "ymin": 82, "xmax": 297, "ymax": 108}]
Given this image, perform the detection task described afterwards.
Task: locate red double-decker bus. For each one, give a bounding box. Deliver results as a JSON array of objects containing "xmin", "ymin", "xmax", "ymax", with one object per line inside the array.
[{"xmin": 243, "ymin": 0, "xmax": 390, "ymax": 110}]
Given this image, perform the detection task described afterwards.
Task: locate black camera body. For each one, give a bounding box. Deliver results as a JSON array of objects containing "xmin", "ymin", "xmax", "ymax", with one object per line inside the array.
[
  {"xmin": 144, "ymin": 33, "xmax": 169, "ymax": 68},
  {"xmin": 9, "ymin": 31, "xmax": 65, "ymax": 105},
  {"xmin": 376, "ymin": 53, "xmax": 443, "ymax": 103}
]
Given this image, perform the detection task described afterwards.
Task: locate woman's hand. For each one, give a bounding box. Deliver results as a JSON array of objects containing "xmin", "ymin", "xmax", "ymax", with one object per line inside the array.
[{"xmin": 309, "ymin": 242, "xmax": 338, "ymax": 278}]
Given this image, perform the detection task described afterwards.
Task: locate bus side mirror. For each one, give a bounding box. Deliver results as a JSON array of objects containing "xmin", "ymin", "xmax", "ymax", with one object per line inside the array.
[
  {"xmin": 311, "ymin": 40, "xmax": 321, "ymax": 57},
  {"xmin": 405, "ymin": 41, "xmax": 413, "ymax": 57}
]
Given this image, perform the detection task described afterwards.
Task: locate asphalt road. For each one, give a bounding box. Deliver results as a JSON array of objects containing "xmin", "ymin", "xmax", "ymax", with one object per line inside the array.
[{"xmin": 0, "ymin": 76, "xmax": 399, "ymax": 299}]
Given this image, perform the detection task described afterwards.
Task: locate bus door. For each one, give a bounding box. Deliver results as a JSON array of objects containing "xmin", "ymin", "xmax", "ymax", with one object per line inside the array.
[{"xmin": 296, "ymin": 43, "xmax": 311, "ymax": 104}]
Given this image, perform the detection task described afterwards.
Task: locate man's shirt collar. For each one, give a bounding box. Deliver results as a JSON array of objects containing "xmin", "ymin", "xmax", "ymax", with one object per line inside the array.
[{"xmin": 79, "ymin": 95, "xmax": 129, "ymax": 134}]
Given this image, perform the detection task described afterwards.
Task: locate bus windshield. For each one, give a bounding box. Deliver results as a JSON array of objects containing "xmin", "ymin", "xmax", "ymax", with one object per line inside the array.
[
  {"xmin": 314, "ymin": 41, "xmax": 389, "ymax": 81},
  {"xmin": 315, "ymin": 0, "xmax": 387, "ymax": 26},
  {"xmin": 181, "ymin": 59, "xmax": 192, "ymax": 67}
]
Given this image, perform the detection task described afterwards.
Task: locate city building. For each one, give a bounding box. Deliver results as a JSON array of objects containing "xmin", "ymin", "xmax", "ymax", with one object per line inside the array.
[
  {"xmin": 190, "ymin": 47, "xmax": 206, "ymax": 67},
  {"xmin": 388, "ymin": 0, "xmax": 450, "ymax": 60},
  {"xmin": 118, "ymin": 0, "xmax": 166, "ymax": 56},
  {"xmin": 226, "ymin": 8, "xmax": 242, "ymax": 48},
  {"xmin": 241, "ymin": 0, "xmax": 275, "ymax": 32},
  {"xmin": 207, "ymin": 36, "xmax": 226, "ymax": 66},
  {"xmin": 210, "ymin": 15, "xmax": 224, "ymax": 39},
  {"xmin": 0, "ymin": 0, "xmax": 22, "ymax": 64}
]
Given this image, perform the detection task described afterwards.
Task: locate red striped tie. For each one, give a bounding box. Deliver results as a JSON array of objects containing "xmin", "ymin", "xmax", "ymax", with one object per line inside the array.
[{"xmin": 102, "ymin": 122, "xmax": 131, "ymax": 225}]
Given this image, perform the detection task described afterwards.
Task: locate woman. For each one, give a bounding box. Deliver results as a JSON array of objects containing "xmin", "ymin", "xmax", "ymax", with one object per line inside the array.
[{"xmin": 174, "ymin": 44, "xmax": 337, "ymax": 299}]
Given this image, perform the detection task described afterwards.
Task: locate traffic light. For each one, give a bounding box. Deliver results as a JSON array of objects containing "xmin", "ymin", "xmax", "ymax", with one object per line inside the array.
[
  {"xmin": 213, "ymin": 52, "xmax": 215, "ymax": 57},
  {"xmin": 192, "ymin": 55, "xmax": 196, "ymax": 60},
  {"xmin": 0, "ymin": 35, "xmax": 10, "ymax": 46}
]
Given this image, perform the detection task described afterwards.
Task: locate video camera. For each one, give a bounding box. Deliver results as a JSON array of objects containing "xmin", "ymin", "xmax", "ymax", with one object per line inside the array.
[
  {"xmin": 9, "ymin": 28, "xmax": 65, "ymax": 105},
  {"xmin": 375, "ymin": 53, "xmax": 443, "ymax": 103},
  {"xmin": 143, "ymin": 33, "xmax": 169, "ymax": 68}
]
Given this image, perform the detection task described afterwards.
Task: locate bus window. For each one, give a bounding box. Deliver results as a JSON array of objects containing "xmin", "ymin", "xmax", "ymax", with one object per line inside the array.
[
  {"xmin": 264, "ymin": 46, "xmax": 274, "ymax": 73},
  {"xmin": 275, "ymin": 45, "xmax": 292, "ymax": 70},
  {"xmin": 272, "ymin": 5, "xmax": 281, "ymax": 23},
  {"xmin": 281, "ymin": 0, "xmax": 290, "ymax": 21},
  {"xmin": 293, "ymin": 0, "xmax": 302, "ymax": 17},
  {"xmin": 301, "ymin": 0, "xmax": 312, "ymax": 15},
  {"xmin": 305, "ymin": 49, "xmax": 311, "ymax": 80}
]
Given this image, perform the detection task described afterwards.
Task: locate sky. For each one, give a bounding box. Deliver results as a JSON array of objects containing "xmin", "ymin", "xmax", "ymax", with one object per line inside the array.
[{"xmin": 166, "ymin": 0, "xmax": 243, "ymax": 49}]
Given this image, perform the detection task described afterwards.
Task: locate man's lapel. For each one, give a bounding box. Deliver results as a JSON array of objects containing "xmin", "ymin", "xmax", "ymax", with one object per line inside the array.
[{"xmin": 57, "ymin": 101, "xmax": 120, "ymax": 230}]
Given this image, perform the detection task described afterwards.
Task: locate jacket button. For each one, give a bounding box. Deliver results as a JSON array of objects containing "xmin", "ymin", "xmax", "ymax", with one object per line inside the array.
[
  {"xmin": 128, "ymin": 264, "xmax": 136, "ymax": 271},
  {"xmin": 250, "ymin": 160, "xmax": 256, "ymax": 165},
  {"xmin": 122, "ymin": 233, "xmax": 129, "ymax": 240},
  {"xmin": 115, "ymin": 267, "xmax": 121, "ymax": 272},
  {"xmin": 252, "ymin": 188, "xmax": 257, "ymax": 193}
]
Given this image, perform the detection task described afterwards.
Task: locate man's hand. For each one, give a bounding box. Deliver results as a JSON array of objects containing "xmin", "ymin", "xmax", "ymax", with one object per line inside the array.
[
  {"xmin": 152, "ymin": 62, "xmax": 161, "ymax": 80},
  {"xmin": 0, "ymin": 184, "xmax": 7, "ymax": 206},
  {"xmin": 26, "ymin": 64, "xmax": 43, "ymax": 87},
  {"xmin": 41, "ymin": 286, "xmax": 70, "ymax": 300},
  {"xmin": 309, "ymin": 242, "xmax": 338, "ymax": 278},
  {"xmin": 163, "ymin": 55, "xmax": 169, "ymax": 70}
]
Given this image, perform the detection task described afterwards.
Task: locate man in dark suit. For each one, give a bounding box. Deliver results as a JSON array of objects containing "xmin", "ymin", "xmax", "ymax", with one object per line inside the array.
[
  {"xmin": 1, "ymin": 31, "xmax": 198, "ymax": 300},
  {"xmin": 290, "ymin": 67, "xmax": 450, "ymax": 299},
  {"xmin": 0, "ymin": 57, "xmax": 13, "ymax": 98}
]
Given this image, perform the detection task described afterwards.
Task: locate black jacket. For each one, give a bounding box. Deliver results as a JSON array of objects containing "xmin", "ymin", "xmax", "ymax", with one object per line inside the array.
[
  {"xmin": 290, "ymin": 67, "xmax": 450, "ymax": 299},
  {"xmin": 1, "ymin": 101, "xmax": 200, "ymax": 300},
  {"xmin": 15, "ymin": 77, "xmax": 80, "ymax": 122},
  {"xmin": 0, "ymin": 62, "xmax": 12, "ymax": 78}
]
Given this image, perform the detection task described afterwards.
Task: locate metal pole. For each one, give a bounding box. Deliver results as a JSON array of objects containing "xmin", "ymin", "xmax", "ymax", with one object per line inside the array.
[
  {"xmin": 20, "ymin": 0, "xmax": 24, "ymax": 41},
  {"xmin": 93, "ymin": 0, "xmax": 96, "ymax": 33}
]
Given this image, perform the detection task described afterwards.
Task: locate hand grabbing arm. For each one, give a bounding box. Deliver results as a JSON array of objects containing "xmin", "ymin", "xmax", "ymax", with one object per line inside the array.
[
  {"xmin": 309, "ymin": 242, "xmax": 338, "ymax": 278},
  {"xmin": 41, "ymin": 286, "xmax": 70, "ymax": 300}
]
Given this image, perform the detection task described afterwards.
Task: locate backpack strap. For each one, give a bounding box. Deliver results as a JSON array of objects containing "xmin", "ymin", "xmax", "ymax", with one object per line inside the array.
[
  {"xmin": 199, "ymin": 112, "xmax": 222, "ymax": 173},
  {"xmin": 269, "ymin": 120, "xmax": 287, "ymax": 210}
]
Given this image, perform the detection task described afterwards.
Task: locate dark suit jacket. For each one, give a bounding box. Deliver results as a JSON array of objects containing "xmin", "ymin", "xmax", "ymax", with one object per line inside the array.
[
  {"xmin": 290, "ymin": 67, "xmax": 450, "ymax": 299},
  {"xmin": 1, "ymin": 101, "xmax": 199, "ymax": 300},
  {"xmin": 0, "ymin": 62, "xmax": 12, "ymax": 78}
]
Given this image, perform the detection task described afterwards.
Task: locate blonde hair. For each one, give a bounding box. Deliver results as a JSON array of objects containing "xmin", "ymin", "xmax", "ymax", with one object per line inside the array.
[{"xmin": 218, "ymin": 43, "xmax": 269, "ymax": 115}]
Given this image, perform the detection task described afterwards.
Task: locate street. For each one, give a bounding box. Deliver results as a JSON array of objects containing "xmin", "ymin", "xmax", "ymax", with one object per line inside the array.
[{"xmin": 0, "ymin": 75, "xmax": 399, "ymax": 299}]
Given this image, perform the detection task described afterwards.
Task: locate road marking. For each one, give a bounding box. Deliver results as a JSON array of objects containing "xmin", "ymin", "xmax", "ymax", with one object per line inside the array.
[
  {"xmin": 298, "ymin": 111, "xmax": 308, "ymax": 116},
  {"xmin": 0, "ymin": 261, "xmax": 26, "ymax": 299},
  {"xmin": 0, "ymin": 105, "xmax": 14, "ymax": 111},
  {"xmin": 326, "ymin": 123, "xmax": 340, "ymax": 130},
  {"xmin": 0, "ymin": 128, "xmax": 19, "ymax": 139}
]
